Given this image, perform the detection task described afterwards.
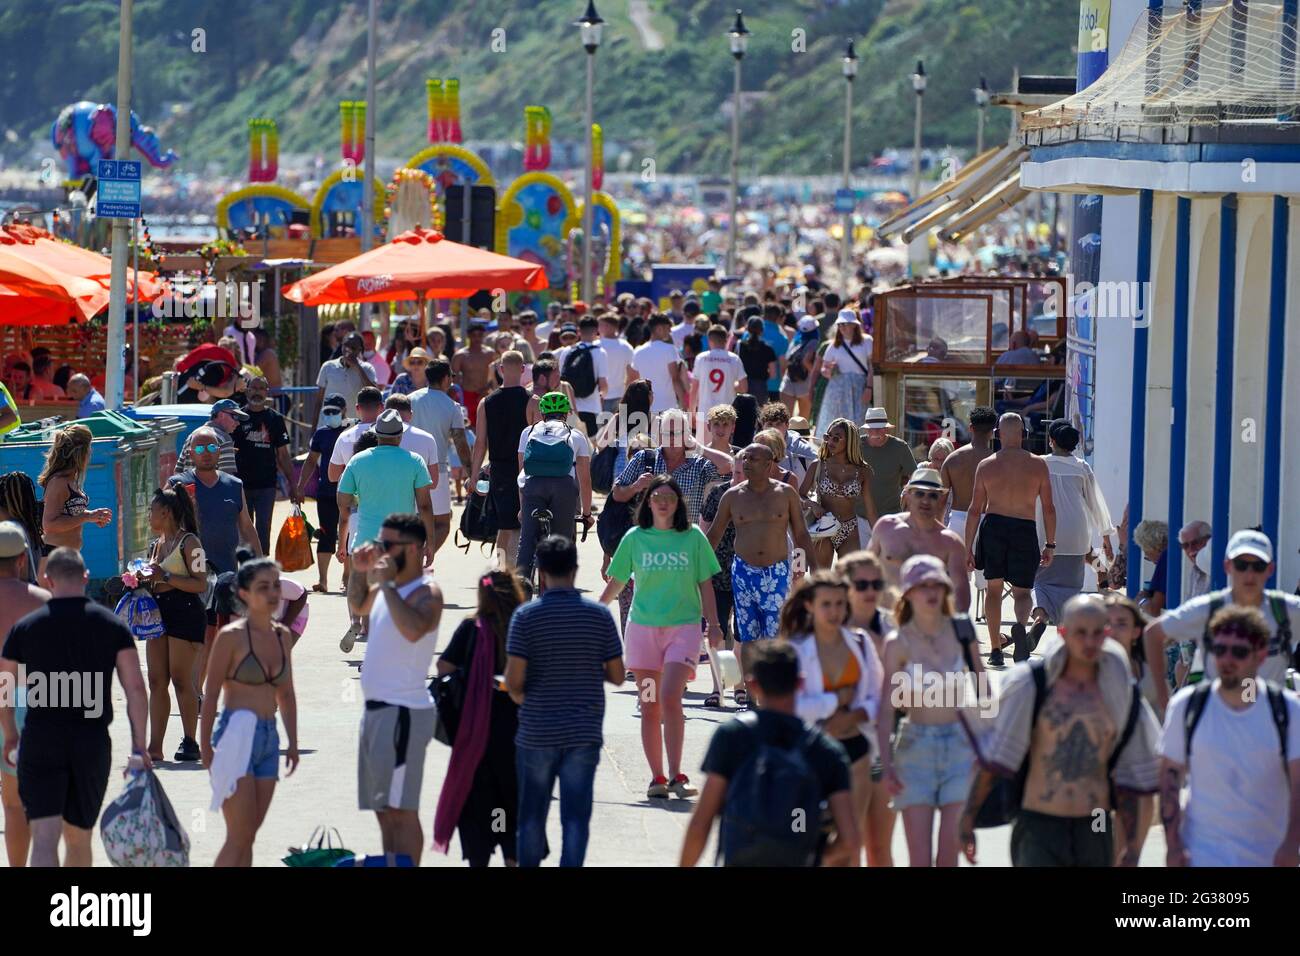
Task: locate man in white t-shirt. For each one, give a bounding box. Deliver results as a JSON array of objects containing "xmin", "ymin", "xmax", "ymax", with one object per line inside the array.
[
  {"xmin": 691, "ymin": 324, "xmax": 746, "ymax": 411},
  {"xmin": 633, "ymin": 314, "xmax": 686, "ymax": 414},
  {"xmin": 1158, "ymin": 603, "xmax": 1300, "ymax": 867},
  {"xmin": 597, "ymin": 313, "xmax": 637, "ymax": 413},
  {"xmin": 347, "ymin": 514, "xmax": 444, "ymax": 866},
  {"xmin": 1144, "ymin": 529, "xmax": 1300, "ymax": 712},
  {"xmin": 515, "ymin": 392, "xmax": 593, "ymax": 578},
  {"xmin": 555, "ymin": 316, "xmax": 608, "ymax": 437}
]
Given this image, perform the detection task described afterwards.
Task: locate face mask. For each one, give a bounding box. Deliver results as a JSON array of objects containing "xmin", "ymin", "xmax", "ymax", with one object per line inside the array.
[{"xmin": 322, "ymin": 412, "xmax": 343, "ymax": 428}]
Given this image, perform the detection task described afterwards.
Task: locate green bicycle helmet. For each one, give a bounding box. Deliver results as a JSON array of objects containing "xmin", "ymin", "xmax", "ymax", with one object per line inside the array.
[{"xmin": 538, "ymin": 391, "xmax": 571, "ymax": 416}]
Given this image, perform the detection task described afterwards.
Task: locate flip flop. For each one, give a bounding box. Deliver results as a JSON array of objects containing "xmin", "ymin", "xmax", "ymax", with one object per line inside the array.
[
  {"xmin": 311, "ymin": 584, "xmax": 327, "ymax": 593},
  {"xmin": 704, "ymin": 693, "xmax": 722, "ymax": 709}
]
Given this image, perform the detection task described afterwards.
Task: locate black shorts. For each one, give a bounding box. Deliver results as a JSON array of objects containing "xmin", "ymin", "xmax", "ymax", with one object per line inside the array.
[
  {"xmin": 18, "ymin": 723, "xmax": 112, "ymax": 829},
  {"xmin": 315, "ymin": 494, "xmax": 339, "ymax": 554},
  {"xmin": 489, "ymin": 468, "xmax": 521, "ymax": 532},
  {"xmin": 153, "ymin": 587, "xmax": 207, "ymax": 643},
  {"xmin": 974, "ymin": 513, "xmax": 1040, "ymax": 590}
]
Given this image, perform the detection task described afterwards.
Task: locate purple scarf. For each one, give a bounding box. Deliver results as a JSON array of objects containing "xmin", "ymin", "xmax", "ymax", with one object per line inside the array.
[{"xmin": 432, "ymin": 617, "xmax": 496, "ymax": 853}]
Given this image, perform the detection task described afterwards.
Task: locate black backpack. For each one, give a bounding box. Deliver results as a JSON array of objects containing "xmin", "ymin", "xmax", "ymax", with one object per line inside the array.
[
  {"xmin": 1184, "ymin": 679, "xmax": 1289, "ymax": 775},
  {"xmin": 561, "ymin": 343, "xmax": 598, "ymax": 398},
  {"xmin": 786, "ymin": 339, "xmax": 817, "ymax": 383},
  {"xmin": 718, "ymin": 712, "xmax": 827, "ymax": 867},
  {"xmin": 455, "ymin": 471, "xmax": 498, "ymax": 552},
  {"xmin": 596, "ymin": 449, "xmax": 656, "ymax": 555},
  {"xmin": 972, "ymin": 659, "xmax": 1142, "ymax": 829}
]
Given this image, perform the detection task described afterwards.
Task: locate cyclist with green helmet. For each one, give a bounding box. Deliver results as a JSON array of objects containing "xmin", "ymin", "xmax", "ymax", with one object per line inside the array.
[{"xmin": 515, "ymin": 391, "xmax": 594, "ymax": 579}]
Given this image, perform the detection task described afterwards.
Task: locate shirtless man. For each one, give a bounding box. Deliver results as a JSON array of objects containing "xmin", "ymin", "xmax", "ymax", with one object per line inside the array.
[
  {"xmin": 525, "ymin": 359, "xmax": 576, "ymax": 427},
  {"xmin": 706, "ymin": 445, "xmax": 817, "ymax": 677},
  {"xmin": 963, "ymin": 413, "xmax": 1056, "ymax": 666},
  {"xmin": 867, "ymin": 468, "xmax": 971, "ymax": 613},
  {"xmin": 0, "ymin": 522, "xmax": 50, "ymax": 866},
  {"xmin": 941, "ymin": 406, "xmax": 998, "ymax": 611},
  {"xmin": 452, "ymin": 322, "xmax": 494, "ymax": 426}
]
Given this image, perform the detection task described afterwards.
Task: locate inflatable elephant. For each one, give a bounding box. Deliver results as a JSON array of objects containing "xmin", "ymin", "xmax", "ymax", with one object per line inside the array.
[{"xmin": 51, "ymin": 101, "xmax": 179, "ymax": 180}]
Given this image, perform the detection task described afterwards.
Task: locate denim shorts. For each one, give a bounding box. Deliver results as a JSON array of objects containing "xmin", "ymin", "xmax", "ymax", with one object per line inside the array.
[
  {"xmin": 891, "ymin": 720, "xmax": 974, "ymax": 810},
  {"xmin": 213, "ymin": 710, "xmax": 281, "ymax": 780}
]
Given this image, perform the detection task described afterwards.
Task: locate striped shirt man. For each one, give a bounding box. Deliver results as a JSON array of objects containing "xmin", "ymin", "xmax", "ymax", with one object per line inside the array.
[{"xmin": 506, "ymin": 588, "xmax": 622, "ymax": 748}]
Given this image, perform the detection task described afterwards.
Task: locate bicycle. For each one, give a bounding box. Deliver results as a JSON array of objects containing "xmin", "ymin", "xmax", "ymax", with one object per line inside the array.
[{"xmin": 527, "ymin": 507, "xmax": 591, "ymax": 591}]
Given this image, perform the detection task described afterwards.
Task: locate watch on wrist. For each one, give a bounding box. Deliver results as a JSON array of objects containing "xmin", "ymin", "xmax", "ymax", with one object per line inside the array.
[{"xmin": 1045, "ymin": 543, "xmax": 1056, "ymax": 549}]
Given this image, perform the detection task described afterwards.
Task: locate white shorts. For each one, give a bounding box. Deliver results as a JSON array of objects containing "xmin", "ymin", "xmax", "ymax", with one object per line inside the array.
[
  {"xmin": 430, "ymin": 465, "xmax": 451, "ymax": 517},
  {"xmin": 947, "ymin": 510, "xmax": 986, "ymax": 589}
]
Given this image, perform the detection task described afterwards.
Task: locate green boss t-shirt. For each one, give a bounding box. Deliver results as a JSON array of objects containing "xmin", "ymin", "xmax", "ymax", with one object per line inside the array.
[{"xmin": 608, "ymin": 526, "xmax": 721, "ymax": 627}]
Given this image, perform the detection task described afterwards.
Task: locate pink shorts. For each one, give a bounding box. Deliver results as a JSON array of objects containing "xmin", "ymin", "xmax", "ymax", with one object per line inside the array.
[{"xmin": 624, "ymin": 621, "xmax": 701, "ymax": 672}]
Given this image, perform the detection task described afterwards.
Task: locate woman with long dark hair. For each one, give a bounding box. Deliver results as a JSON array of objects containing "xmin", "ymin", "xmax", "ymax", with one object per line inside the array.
[
  {"xmin": 779, "ymin": 570, "xmax": 883, "ymax": 866},
  {"xmin": 142, "ymin": 486, "xmax": 209, "ymax": 762},
  {"xmin": 39, "ymin": 423, "xmax": 112, "ymax": 553},
  {"xmin": 0, "ymin": 472, "xmax": 44, "ymax": 582},
  {"xmin": 200, "ymin": 558, "xmax": 299, "ymax": 866},
  {"xmin": 731, "ymin": 393, "xmax": 760, "ymax": 448},
  {"xmin": 599, "ymin": 476, "xmax": 722, "ymax": 799},
  {"xmin": 432, "ymin": 568, "xmax": 529, "ymax": 866}
]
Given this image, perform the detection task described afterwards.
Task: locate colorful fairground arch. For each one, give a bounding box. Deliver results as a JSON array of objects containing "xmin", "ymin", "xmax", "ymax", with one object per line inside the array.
[
  {"xmin": 496, "ymin": 172, "xmax": 580, "ymax": 290},
  {"xmin": 310, "ymin": 169, "xmax": 387, "ymax": 239},
  {"xmin": 575, "ymin": 192, "xmax": 622, "ymax": 293},
  {"xmin": 216, "ymin": 184, "xmax": 311, "ymax": 235}
]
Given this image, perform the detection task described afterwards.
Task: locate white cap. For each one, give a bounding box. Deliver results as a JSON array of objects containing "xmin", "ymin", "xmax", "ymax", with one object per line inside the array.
[
  {"xmin": 834, "ymin": 308, "xmax": 860, "ymax": 325},
  {"xmin": 797, "ymin": 316, "xmax": 819, "ymax": 333},
  {"xmin": 1226, "ymin": 529, "xmax": 1272, "ymax": 563}
]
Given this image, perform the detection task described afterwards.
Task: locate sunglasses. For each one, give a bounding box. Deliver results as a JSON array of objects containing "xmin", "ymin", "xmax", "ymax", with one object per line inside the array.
[
  {"xmin": 852, "ymin": 579, "xmax": 886, "ymax": 592},
  {"xmin": 379, "ymin": 538, "xmax": 419, "ymax": 551},
  {"xmin": 649, "ymin": 490, "xmax": 678, "ymax": 501},
  {"xmin": 519, "ymin": 319, "xmax": 536, "ymax": 326},
  {"xmin": 193, "ymin": 443, "xmax": 221, "ymax": 455},
  {"xmin": 1232, "ymin": 557, "xmax": 1269, "ymax": 573},
  {"xmin": 407, "ymin": 359, "xmax": 428, "ymax": 367},
  {"xmin": 1209, "ymin": 642, "xmax": 1252, "ymax": 660},
  {"xmin": 910, "ymin": 489, "xmax": 944, "ymax": 501}
]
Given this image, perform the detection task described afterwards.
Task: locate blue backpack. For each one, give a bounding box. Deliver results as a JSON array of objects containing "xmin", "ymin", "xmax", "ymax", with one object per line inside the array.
[
  {"xmin": 718, "ymin": 712, "xmax": 826, "ymax": 867},
  {"xmin": 523, "ymin": 422, "xmax": 576, "ymax": 478}
]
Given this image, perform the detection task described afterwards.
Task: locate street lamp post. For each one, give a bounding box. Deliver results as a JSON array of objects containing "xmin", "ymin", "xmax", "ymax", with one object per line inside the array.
[
  {"xmin": 104, "ymin": 0, "xmax": 134, "ymax": 409},
  {"xmin": 974, "ymin": 76, "xmax": 991, "ymax": 155},
  {"xmin": 909, "ymin": 59, "xmax": 928, "ymax": 277},
  {"xmin": 726, "ymin": 9, "xmax": 750, "ymax": 280},
  {"xmin": 577, "ymin": 1, "xmax": 604, "ymax": 305},
  {"xmin": 361, "ymin": 0, "xmax": 377, "ymax": 328},
  {"xmin": 840, "ymin": 39, "xmax": 858, "ymax": 291}
]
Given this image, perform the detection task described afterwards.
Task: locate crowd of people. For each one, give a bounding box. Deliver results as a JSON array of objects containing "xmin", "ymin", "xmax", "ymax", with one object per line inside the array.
[{"xmin": 0, "ymin": 273, "xmax": 1297, "ymax": 870}]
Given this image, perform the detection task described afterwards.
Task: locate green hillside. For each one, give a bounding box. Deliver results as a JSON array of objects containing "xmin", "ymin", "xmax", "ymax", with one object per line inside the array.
[{"xmin": 0, "ymin": 0, "xmax": 1080, "ymax": 176}]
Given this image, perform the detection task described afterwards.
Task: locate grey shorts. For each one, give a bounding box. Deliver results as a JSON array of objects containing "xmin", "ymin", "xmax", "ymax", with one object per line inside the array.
[
  {"xmin": 891, "ymin": 719, "xmax": 975, "ymax": 810},
  {"xmin": 780, "ymin": 374, "xmax": 812, "ymax": 398},
  {"xmin": 358, "ymin": 703, "xmax": 437, "ymax": 811}
]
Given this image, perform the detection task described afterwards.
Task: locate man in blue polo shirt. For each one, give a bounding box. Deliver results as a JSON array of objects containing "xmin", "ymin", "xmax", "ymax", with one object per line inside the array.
[
  {"xmin": 505, "ymin": 535, "xmax": 625, "ymax": 867},
  {"xmin": 761, "ymin": 303, "xmax": 791, "ymax": 399}
]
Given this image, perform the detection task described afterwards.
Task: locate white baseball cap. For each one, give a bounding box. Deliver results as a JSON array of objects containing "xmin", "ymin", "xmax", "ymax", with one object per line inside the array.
[
  {"xmin": 1226, "ymin": 529, "xmax": 1272, "ymax": 563},
  {"xmin": 797, "ymin": 315, "xmax": 819, "ymax": 333}
]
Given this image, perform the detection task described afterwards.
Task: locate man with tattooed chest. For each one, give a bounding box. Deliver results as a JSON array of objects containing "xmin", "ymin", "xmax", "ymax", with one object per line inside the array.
[{"xmin": 960, "ymin": 595, "xmax": 1163, "ymax": 867}]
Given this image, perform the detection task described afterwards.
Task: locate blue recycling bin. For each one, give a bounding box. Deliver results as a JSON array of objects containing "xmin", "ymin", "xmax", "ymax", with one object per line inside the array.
[
  {"xmin": 123, "ymin": 404, "xmax": 213, "ymax": 482},
  {"xmin": 0, "ymin": 411, "xmax": 160, "ymax": 583}
]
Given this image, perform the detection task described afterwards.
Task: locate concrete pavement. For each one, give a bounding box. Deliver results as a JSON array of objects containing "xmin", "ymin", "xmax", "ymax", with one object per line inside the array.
[{"xmin": 12, "ymin": 497, "xmax": 1166, "ymax": 867}]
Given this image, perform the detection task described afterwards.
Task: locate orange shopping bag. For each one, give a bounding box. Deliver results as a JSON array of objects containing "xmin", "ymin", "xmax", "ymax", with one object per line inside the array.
[{"xmin": 275, "ymin": 507, "xmax": 313, "ymax": 572}]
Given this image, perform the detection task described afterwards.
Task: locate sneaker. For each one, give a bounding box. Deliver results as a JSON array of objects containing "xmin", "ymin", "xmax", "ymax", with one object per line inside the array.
[
  {"xmin": 668, "ymin": 774, "xmax": 698, "ymax": 798},
  {"xmin": 174, "ymin": 736, "xmax": 200, "ymax": 762},
  {"xmin": 988, "ymin": 646, "xmax": 1005, "ymax": 668},
  {"xmin": 625, "ymin": 670, "xmax": 636, "ymax": 683},
  {"xmin": 340, "ymin": 623, "xmax": 360, "ymax": 654},
  {"xmin": 1011, "ymin": 623, "xmax": 1030, "ymax": 663},
  {"xmin": 647, "ymin": 776, "xmax": 670, "ymax": 799},
  {"xmin": 734, "ymin": 688, "xmax": 749, "ymax": 709}
]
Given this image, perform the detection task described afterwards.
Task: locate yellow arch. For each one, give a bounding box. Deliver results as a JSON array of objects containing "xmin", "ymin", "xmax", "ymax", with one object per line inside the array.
[
  {"xmin": 310, "ymin": 170, "xmax": 388, "ymax": 238},
  {"xmin": 215, "ymin": 184, "xmax": 311, "ymax": 232},
  {"xmin": 494, "ymin": 171, "xmax": 580, "ymax": 264},
  {"xmin": 575, "ymin": 191, "xmax": 622, "ymax": 291},
  {"xmin": 405, "ymin": 144, "xmax": 494, "ymax": 186}
]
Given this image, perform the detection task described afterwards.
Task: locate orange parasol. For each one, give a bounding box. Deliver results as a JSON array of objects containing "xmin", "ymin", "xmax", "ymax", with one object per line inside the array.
[
  {"xmin": 0, "ymin": 225, "xmax": 163, "ymax": 302},
  {"xmin": 0, "ymin": 247, "xmax": 110, "ymax": 325},
  {"xmin": 281, "ymin": 228, "xmax": 548, "ymax": 305}
]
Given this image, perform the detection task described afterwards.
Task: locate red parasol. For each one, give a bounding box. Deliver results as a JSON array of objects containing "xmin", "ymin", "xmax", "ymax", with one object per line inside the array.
[
  {"xmin": 280, "ymin": 228, "xmax": 548, "ymax": 305},
  {"xmin": 0, "ymin": 247, "xmax": 110, "ymax": 325},
  {"xmin": 0, "ymin": 225, "xmax": 163, "ymax": 302}
]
